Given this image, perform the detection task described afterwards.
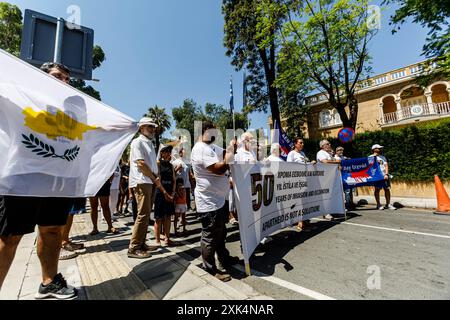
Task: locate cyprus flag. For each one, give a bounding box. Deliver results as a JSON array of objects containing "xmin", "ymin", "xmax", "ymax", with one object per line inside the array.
[{"xmin": 0, "ymin": 49, "xmax": 138, "ymax": 197}]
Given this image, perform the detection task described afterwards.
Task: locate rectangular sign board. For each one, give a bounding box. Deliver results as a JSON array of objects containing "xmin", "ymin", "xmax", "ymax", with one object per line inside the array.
[{"xmin": 20, "ymin": 9, "xmax": 94, "ymax": 80}]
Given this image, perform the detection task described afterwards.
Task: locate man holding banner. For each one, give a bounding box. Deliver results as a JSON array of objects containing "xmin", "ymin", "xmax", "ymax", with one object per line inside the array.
[
  {"xmin": 191, "ymin": 121, "xmax": 240, "ymax": 282},
  {"xmin": 370, "ymin": 145, "xmax": 396, "ymax": 211}
]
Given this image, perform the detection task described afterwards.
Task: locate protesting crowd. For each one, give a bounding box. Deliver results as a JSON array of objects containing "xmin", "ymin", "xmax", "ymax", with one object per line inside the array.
[{"xmin": 0, "ymin": 60, "xmax": 397, "ymax": 300}]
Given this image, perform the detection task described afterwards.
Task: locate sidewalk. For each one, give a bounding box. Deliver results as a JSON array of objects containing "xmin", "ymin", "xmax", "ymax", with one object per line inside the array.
[
  {"xmin": 0, "ymin": 211, "xmax": 271, "ymax": 300},
  {"xmin": 353, "ymin": 195, "xmax": 437, "ymax": 210}
]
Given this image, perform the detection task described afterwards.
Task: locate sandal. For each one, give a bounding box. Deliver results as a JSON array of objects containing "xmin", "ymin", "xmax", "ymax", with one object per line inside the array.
[
  {"xmin": 89, "ymin": 230, "xmax": 99, "ymax": 236},
  {"xmin": 59, "ymin": 248, "xmax": 78, "ymax": 260},
  {"xmin": 63, "ymin": 242, "xmax": 85, "ymax": 252},
  {"xmin": 106, "ymin": 228, "xmax": 119, "ymax": 234},
  {"xmin": 164, "ymin": 240, "xmax": 181, "ymax": 247}
]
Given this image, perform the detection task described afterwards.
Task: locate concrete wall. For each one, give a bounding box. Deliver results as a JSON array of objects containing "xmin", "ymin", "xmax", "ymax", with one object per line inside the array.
[{"xmin": 356, "ymin": 180, "xmax": 450, "ymax": 199}]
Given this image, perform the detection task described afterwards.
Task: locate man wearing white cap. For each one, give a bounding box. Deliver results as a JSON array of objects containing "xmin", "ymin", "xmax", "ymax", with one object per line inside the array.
[
  {"xmin": 370, "ymin": 144, "xmax": 396, "ymax": 211},
  {"xmin": 127, "ymin": 117, "xmax": 163, "ymax": 259}
]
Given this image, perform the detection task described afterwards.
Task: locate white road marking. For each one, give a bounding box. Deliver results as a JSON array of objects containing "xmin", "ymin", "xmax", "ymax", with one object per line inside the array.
[
  {"xmin": 147, "ymin": 225, "xmax": 336, "ymax": 300},
  {"xmin": 311, "ymin": 218, "xmax": 450, "ymax": 240},
  {"xmin": 233, "ymin": 265, "xmax": 336, "ymax": 300}
]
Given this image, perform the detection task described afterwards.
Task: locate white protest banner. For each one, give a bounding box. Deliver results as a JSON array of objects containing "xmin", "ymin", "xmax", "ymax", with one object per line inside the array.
[
  {"xmin": 0, "ymin": 49, "xmax": 138, "ymax": 197},
  {"xmin": 231, "ymin": 162, "xmax": 345, "ymax": 274}
]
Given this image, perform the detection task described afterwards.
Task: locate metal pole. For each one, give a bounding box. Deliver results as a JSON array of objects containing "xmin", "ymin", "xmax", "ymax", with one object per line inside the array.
[{"xmin": 54, "ymin": 18, "xmax": 65, "ymax": 63}]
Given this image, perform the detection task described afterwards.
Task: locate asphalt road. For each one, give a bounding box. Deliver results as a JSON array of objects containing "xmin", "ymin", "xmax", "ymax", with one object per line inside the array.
[{"xmin": 176, "ymin": 206, "xmax": 450, "ymax": 300}]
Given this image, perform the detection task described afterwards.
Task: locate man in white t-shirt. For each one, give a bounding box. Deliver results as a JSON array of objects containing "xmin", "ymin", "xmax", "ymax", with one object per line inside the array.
[
  {"xmin": 127, "ymin": 117, "xmax": 163, "ymax": 259},
  {"xmin": 370, "ymin": 144, "xmax": 396, "ymax": 211},
  {"xmin": 265, "ymin": 143, "xmax": 284, "ymax": 162},
  {"xmin": 191, "ymin": 121, "xmax": 240, "ymax": 282},
  {"xmin": 317, "ymin": 140, "xmax": 341, "ymax": 165},
  {"xmin": 235, "ymin": 132, "xmax": 257, "ymax": 163}
]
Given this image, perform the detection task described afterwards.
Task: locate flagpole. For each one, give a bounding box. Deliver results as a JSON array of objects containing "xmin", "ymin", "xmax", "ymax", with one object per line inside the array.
[{"xmin": 231, "ymin": 75, "xmax": 236, "ymax": 138}]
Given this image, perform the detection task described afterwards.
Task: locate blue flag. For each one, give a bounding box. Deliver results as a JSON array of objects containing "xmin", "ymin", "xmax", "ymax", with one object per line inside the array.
[
  {"xmin": 274, "ymin": 119, "xmax": 293, "ymax": 161},
  {"xmin": 340, "ymin": 157, "xmax": 386, "ymax": 190}
]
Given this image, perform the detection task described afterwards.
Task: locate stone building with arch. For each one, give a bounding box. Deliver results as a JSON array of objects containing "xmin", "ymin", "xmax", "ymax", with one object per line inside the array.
[
  {"xmin": 295, "ymin": 61, "xmax": 450, "ymax": 140},
  {"xmin": 268, "ymin": 61, "xmax": 450, "ymax": 200}
]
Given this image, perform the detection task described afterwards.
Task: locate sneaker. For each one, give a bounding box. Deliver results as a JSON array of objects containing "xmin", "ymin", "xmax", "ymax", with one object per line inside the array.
[
  {"xmin": 141, "ymin": 243, "xmax": 160, "ymax": 252},
  {"xmin": 35, "ymin": 273, "xmax": 77, "ymax": 300},
  {"xmin": 261, "ymin": 236, "xmax": 273, "ymax": 245},
  {"xmin": 127, "ymin": 249, "xmax": 151, "ymax": 259},
  {"xmin": 59, "ymin": 248, "xmax": 78, "ymax": 261},
  {"xmin": 324, "ymin": 214, "xmax": 334, "ymax": 220},
  {"xmin": 377, "ymin": 206, "xmax": 385, "ymax": 211},
  {"xmin": 386, "ymin": 204, "xmax": 397, "ymax": 211},
  {"xmin": 220, "ymin": 256, "xmax": 240, "ymax": 269}
]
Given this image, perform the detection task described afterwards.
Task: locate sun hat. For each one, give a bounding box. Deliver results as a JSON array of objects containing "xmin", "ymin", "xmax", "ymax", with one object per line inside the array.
[{"xmin": 138, "ymin": 117, "xmax": 158, "ymax": 128}]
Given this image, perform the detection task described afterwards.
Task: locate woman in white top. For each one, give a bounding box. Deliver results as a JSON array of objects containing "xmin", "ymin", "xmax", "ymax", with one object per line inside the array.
[
  {"xmin": 287, "ymin": 138, "xmax": 316, "ymax": 232},
  {"xmin": 317, "ymin": 140, "xmax": 341, "ymax": 220},
  {"xmin": 287, "ymin": 138, "xmax": 317, "ymax": 165}
]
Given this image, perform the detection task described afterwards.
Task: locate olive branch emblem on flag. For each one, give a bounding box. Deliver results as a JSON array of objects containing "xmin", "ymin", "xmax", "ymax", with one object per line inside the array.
[{"xmin": 21, "ymin": 133, "xmax": 80, "ymax": 162}]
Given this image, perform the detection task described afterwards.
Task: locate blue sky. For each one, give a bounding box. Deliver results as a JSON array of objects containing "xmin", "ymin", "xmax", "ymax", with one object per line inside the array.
[{"xmin": 9, "ymin": 0, "xmax": 430, "ymax": 136}]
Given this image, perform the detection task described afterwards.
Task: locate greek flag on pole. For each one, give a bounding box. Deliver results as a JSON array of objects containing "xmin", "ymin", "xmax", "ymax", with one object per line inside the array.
[
  {"xmin": 274, "ymin": 119, "xmax": 293, "ymax": 161},
  {"xmin": 229, "ymin": 78, "xmax": 234, "ymax": 114},
  {"xmin": 0, "ymin": 49, "xmax": 138, "ymax": 197}
]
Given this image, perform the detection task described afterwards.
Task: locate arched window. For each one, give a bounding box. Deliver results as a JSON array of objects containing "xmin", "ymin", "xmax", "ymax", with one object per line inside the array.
[
  {"xmin": 319, "ymin": 109, "xmax": 342, "ymax": 128},
  {"xmin": 331, "ymin": 109, "xmax": 343, "ymax": 125}
]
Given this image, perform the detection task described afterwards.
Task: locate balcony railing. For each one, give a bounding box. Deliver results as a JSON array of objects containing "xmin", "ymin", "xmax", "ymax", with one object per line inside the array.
[{"xmin": 382, "ymin": 101, "xmax": 450, "ymax": 125}]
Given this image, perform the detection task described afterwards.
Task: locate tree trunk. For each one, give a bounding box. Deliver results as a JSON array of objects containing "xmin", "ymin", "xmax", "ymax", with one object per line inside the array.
[
  {"xmin": 349, "ymin": 96, "xmax": 359, "ymax": 130},
  {"xmin": 155, "ymin": 135, "xmax": 160, "ymax": 153},
  {"xmin": 259, "ymin": 48, "xmax": 280, "ymax": 127},
  {"xmin": 335, "ymin": 103, "xmax": 352, "ymax": 129}
]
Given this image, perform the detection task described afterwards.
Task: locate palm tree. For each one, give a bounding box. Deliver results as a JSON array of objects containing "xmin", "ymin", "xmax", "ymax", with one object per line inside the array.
[{"xmin": 144, "ymin": 105, "xmax": 171, "ymax": 151}]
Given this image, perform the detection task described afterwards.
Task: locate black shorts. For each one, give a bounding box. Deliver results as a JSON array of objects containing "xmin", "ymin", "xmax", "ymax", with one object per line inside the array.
[
  {"xmin": 0, "ymin": 196, "xmax": 72, "ymax": 236},
  {"xmin": 95, "ymin": 181, "xmax": 111, "ymax": 198}
]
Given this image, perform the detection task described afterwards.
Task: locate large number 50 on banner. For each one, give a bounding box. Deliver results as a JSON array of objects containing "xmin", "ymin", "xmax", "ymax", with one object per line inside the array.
[{"xmin": 231, "ymin": 162, "xmax": 345, "ymax": 274}]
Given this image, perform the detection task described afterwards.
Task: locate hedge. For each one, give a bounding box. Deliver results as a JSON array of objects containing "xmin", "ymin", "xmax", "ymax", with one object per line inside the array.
[{"xmin": 303, "ymin": 119, "xmax": 450, "ymax": 183}]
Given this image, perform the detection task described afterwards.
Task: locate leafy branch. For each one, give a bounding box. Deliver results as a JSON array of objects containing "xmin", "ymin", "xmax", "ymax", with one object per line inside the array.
[{"xmin": 21, "ymin": 133, "xmax": 80, "ymax": 162}]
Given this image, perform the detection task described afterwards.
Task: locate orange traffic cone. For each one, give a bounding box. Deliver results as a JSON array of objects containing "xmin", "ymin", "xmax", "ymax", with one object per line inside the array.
[{"xmin": 434, "ymin": 175, "xmax": 450, "ymax": 216}]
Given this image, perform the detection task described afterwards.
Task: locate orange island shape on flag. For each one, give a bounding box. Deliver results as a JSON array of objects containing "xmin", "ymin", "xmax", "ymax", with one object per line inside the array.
[{"xmin": 22, "ymin": 107, "xmax": 98, "ymax": 141}]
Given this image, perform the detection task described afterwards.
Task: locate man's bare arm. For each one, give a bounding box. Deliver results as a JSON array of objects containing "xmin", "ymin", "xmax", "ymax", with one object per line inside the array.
[
  {"xmin": 322, "ymin": 159, "xmax": 341, "ymax": 165},
  {"xmin": 206, "ymin": 142, "xmax": 236, "ymax": 175},
  {"xmin": 137, "ymin": 160, "xmax": 161, "ymax": 188}
]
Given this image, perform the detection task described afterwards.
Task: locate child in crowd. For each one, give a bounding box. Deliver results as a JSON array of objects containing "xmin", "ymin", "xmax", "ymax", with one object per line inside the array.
[{"xmin": 174, "ymin": 178, "xmax": 188, "ymax": 236}]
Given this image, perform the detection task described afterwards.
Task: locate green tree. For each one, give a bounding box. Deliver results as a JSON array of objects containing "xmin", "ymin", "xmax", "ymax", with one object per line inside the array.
[
  {"xmin": 172, "ymin": 99, "xmax": 204, "ymax": 146},
  {"xmin": 204, "ymin": 103, "xmax": 250, "ymax": 138},
  {"xmin": 276, "ymin": 0, "xmax": 377, "ymax": 130},
  {"xmin": 172, "ymin": 99, "xmax": 250, "ymax": 146},
  {"xmin": 223, "ymin": 0, "xmax": 292, "ymax": 126},
  {"xmin": 145, "ymin": 105, "xmax": 172, "ymax": 151},
  {"xmin": 0, "ymin": 2, "xmax": 23, "ymax": 57},
  {"xmin": 384, "ymin": 0, "xmax": 450, "ymax": 84}
]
